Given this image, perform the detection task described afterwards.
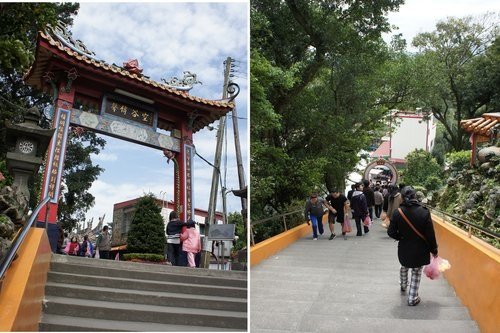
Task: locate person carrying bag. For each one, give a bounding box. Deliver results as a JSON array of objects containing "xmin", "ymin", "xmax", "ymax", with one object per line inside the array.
[{"xmin": 387, "ymin": 186, "xmax": 439, "ymax": 306}]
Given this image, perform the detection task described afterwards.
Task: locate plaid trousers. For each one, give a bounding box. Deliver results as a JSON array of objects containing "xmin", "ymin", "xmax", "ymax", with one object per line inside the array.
[{"xmin": 400, "ymin": 266, "xmax": 423, "ymax": 304}]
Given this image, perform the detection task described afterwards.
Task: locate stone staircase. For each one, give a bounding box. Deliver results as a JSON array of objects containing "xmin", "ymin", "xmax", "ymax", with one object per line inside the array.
[
  {"xmin": 39, "ymin": 255, "xmax": 247, "ymax": 331},
  {"xmin": 251, "ymin": 221, "xmax": 479, "ymax": 333}
]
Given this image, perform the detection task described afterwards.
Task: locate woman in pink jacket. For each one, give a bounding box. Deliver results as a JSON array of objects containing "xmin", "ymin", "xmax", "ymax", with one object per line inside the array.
[{"xmin": 180, "ymin": 223, "xmax": 201, "ymax": 268}]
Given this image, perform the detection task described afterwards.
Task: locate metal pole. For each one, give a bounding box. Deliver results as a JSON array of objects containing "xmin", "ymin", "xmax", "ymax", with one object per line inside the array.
[
  {"xmin": 250, "ymin": 225, "xmax": 255, "ymax": 246},
  {"xmin": 200, "ymin": 57, "xmax": 233, "ymax": 269},
  {"xmin": 230, "ymin": 89, "xmax": 248, "ymax": 232},
  {"xmin": 221, "ymin": 241, "xmax": 225, "ymax": 270}
]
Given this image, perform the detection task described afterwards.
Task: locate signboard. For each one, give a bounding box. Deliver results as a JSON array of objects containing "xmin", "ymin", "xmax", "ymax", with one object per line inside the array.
[
  {"xmin": 70, "ymin": 109, "xmax": 180, "ymax": 152},
  {"xmin": 185, "ymin": 144, "xmax": 194, "ymax": 220},
  {"xmin": 105, "ymin": 98, "xmax": 155, "ymax": 127},
  {"xmin": 43, "ymin": 108, "xmax": 71, "ymax": 203},
  {"xmin": 207, "ymin": 224, "xmax": 235, "ymax": 241}
]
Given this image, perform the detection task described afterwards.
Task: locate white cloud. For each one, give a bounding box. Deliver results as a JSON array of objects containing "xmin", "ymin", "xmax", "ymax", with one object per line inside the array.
[
  {"xmin": 91, "ymin": 152, "xmax": 118, "ymax": 162},
  {"xmin": 384, "ymin": 0, "xmax": 500, "ymax": 49}
]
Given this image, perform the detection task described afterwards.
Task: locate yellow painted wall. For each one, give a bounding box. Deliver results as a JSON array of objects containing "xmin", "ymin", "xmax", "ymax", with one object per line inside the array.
[
  {"xmin": 251, "ymin": 217, "xmax": 326, "ymax": 266},
  {"xmin": 432, "ymin": 216, "xmax": 500, "ymax": 333},
  {"xmin": 0, "ymin": 228, "xmax": 51, "ymax": 331}
]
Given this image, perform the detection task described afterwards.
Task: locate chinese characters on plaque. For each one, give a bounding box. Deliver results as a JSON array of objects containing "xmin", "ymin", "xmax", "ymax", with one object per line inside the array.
[
  {"xmin": 46, "ymin": 108, "xmax": 70, "ymax": 203},
  {"xmin": 105, "ymin": 99, "xmax": 154, "ymax": 127},
  {"xmin": 185, "ymin": 145, "xmax": 194, "ymax": 220}
]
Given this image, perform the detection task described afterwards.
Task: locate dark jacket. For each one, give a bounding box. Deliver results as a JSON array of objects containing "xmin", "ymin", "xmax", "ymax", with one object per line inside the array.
[
  {"xmin": 363, "ymin": 187, "xmax": 375, "ymax": 207},
  {"xmin": 350, "ymin": 191, "xmax": 368, "ymax": 218},
  {"xmin": 166, "ymin": 219, "xmax": 195, "ymax": 244},
  {"xmin": 388, "ymin": 201, "xmax": 438, "ymax": 268}
]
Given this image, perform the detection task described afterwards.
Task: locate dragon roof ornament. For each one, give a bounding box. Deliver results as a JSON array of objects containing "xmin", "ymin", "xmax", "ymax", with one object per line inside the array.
[
  {"xmin": 45, "ymin": 21, "xmax": 102, "ymax": 62},
  {"xmin": 162, "ymin": 71, "xmax": 202, "ymax": 91}
]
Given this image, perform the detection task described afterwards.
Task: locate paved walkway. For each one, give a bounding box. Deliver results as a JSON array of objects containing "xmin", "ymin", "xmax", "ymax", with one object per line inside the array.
[{"xmin": 251, "ymin": 219, "xmax": 479, "ymax": 333}]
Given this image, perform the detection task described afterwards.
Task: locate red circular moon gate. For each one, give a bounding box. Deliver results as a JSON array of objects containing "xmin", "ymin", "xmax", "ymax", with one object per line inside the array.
[{"xmin": 363, "ymin": 158, "xmax": 399, "ymax": 185}]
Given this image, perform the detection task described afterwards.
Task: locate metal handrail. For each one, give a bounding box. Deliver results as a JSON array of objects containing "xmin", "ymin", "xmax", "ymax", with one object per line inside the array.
[
  {"xmin": 250, "ymin": 209, "xmax": 304, "ymax": 246},
  {"xmin": 0, "ymin": 196, "xmax": 51, "ymax": 291},
  {"xmin": 424, "ymin": 204, "xmax": 500, "ymax": 241},
  {"xmin": 251, "ymin": 209, "xmax": 302, "ymax": 226}
]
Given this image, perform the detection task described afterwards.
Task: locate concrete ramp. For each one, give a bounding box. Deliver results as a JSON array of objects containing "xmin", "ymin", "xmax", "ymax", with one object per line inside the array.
[{"xmin": 251, "ymin": 222, "xmax": 479, "ymax": 333}]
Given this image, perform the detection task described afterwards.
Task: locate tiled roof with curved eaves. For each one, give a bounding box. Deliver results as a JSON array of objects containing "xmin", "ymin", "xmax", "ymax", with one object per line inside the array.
[
  {"xmin": 460, "ymin": 113, "xmax": 500, "ymax": 137},
  {"xmin": 25, "ymin": 31, "xmax": 234, "ymax": 110}
]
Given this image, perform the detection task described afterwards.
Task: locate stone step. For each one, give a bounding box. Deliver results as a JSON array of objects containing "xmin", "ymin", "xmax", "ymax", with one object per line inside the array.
[
  {"xmin": 45, "ymin": 282, "xmax": 247, "ymax": 312},
  {"xmin": 47, "ymin": 271, "xmax": 247, "ymax": 299},
  {"xmin": 51, "ymin": 254, "xmax": 246, "ymax": 280},
  {"xmin": 251, "ymin": 312, "xmax": 479, "ymax": 333},
  {"xmin": 40, "ymin": 313, "xmax": 242, "ymax": 332},
  {"xmin": 250, "ymin": 280, "xmax": 456, "ymax": 297},
  {"xmin": 251, "ymin": 298, "xmax": 472, "ymax": 320},
  {"xmin": 42, "ymin": 296, "xmax": 247, "ymax": 330},
  {"xmin": 49, "ymin": 261, "xmax": 246, "ymax": 288},
  {"xmin": 250, "ymin": 286, "xmax": 463, "ymax": 305}
]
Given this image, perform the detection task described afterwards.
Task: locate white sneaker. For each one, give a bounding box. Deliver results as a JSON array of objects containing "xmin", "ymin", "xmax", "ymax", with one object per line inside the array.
[{"xmin": 313, "ymin": 238, "xmax": 318, "ymax": 240}]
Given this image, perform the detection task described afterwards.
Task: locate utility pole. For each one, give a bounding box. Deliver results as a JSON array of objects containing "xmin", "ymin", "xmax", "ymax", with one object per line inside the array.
[
  {"xmin": 230, "ymin": 84, "xmax": 248, "ymax": 240},
  {"xmin": 200, "ymin": 57, "xmax": 233, "ymax": 269}
]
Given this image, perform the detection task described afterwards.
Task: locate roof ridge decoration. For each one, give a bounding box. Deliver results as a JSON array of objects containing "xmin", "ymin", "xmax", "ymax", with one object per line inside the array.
[
  {"xmin": 162, "ymin": 71, "xmax": 202, "ymax": 91},
  {"xmin": 123, "ymin": 59, "xmax": 143, "ymax": 75},
  {"xmin": 45, "ymin": 21, "xmax": 102, "ymax": 63},
  {"xmin": 35, "ymin": 22, "xmax": 234, "ymax": 110}
]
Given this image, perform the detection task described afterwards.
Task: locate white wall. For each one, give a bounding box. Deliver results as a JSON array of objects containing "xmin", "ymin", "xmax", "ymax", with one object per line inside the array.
[{"xmin": 391, "ymin": 114, "xmax": 436, "ymax": 160}]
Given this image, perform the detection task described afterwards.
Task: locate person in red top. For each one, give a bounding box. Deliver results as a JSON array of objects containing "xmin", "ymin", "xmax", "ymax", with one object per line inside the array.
[{"xmin": 64, "ymin": 236, "xmax": 79, "ymax": 256}]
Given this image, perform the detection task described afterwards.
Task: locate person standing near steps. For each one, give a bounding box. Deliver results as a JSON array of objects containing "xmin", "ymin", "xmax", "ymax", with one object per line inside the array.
[{"xmin": 96, "ymin": 225, "xmax": 111, "ymax": 259}]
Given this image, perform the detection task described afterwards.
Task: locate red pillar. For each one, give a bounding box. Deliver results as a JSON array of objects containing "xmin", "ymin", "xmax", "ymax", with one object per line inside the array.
[
  {"xmin": 37, "ymin": 80, "xmax": 75, "ymax": 226},
  {"xmin": 470, "ymin": 133, "xmax": 477, "ymax": 167},
  {"xmin": 175, "ymin": 120, "xmax": 194, "ymax": 222}
]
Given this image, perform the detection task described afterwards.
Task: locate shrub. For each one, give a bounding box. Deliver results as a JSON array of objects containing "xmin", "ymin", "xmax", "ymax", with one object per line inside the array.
[
  {"xmin": 123, "ymin": 253, "xmax": 165, "ymax": 262},
  {"xmin": 446, "ymin": 150, "xmax": 471, "ymax": 170},
  {"xmin": 126, "ymin": 193, "xmax": 165, "ymax": 255}
]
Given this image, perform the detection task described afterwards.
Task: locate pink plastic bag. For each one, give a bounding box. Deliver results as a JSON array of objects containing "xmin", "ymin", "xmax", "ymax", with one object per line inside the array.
[
  {"xmin": 342, "ymin": 215, "xmax": 352, "ymax": 233},
  {"xmin": 424, "ymin": 255, "xmax": 450, "ymax": 280},
  {"xmin": 424, "ymin": 256, "xmax": 440, "ymax": 279},
  {"xmin": 363, "ymin": 215, "xmax": 371, "ymax": 226}
]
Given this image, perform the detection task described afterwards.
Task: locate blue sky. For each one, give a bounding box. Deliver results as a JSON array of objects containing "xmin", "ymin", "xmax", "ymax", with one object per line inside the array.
[{"xmin": 68, "ymin": 2, "xmax": 248, "ymax": 225}]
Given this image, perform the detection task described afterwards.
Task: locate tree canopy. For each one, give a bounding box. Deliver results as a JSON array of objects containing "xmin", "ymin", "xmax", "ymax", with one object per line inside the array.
[
  {"xmin": 251, "ymin": 2, "xmax": 499, "ymax": 225},
  {"xmin": 251, "ymin": 0, "xmax": 406, "ymax": 217},
  {"xmin": 411, "ymin": 13, "xmax": 500, "ymax": 151},
  {"xmin": 0, "ymin": 3, "xmax": 106, "ymax": 232}
]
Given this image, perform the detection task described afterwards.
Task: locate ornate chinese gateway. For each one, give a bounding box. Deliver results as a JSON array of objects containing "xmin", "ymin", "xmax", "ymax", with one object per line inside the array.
[{"xmin": 24, "ymin": 22, "xmax": 235, "ymax": 250}]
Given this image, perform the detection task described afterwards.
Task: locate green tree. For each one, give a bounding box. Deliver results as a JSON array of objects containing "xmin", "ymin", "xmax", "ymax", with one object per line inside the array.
[
  {"xmin": 228, "ymin": 212, "xmax": 246, "ymax": 252},
  {"xmin": 251, "ymin": 0, "xmax": 405, "ymax": 217},
  {"xmin": 0, "ymin": 3, "xmax": 106, "ymax": 230},
  {"xmin": 402, "ymin": 149, "xmax": 443, "ymax": 191},
  {"xmin": 0, "ymin": 3, "xmax": 79, "ymax": 135},
  {"xmin": 411, "ymin": 13, "xmax": 500, "ymax": 151},
  {"xmin": 126, "ymin": 194, "xmax": 165, "ymax": 255}
]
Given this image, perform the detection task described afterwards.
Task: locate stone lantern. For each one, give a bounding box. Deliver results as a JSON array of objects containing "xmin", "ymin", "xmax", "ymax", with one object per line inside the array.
[{"xmin": 4, "ymin": 107, "xmax": 55, "ymax": 202}]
